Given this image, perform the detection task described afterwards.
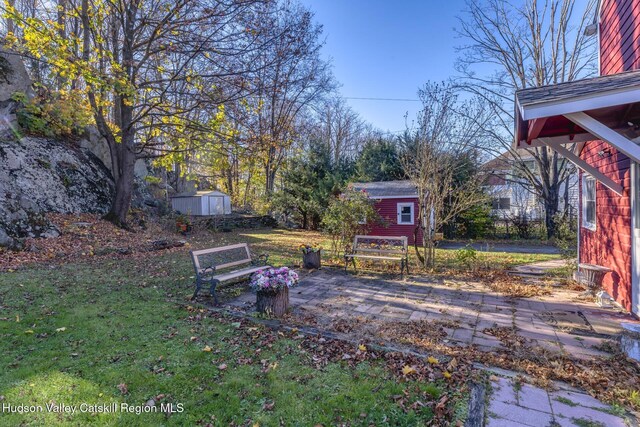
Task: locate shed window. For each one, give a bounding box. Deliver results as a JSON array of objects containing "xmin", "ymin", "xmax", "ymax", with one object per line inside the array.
[
  {"xmin": 582, "ymin": 175, "xmax": 596, "ymax": 231},
  {"xmin": 397, "ymin": 203, "xmax": 414, "ymax": 225}
]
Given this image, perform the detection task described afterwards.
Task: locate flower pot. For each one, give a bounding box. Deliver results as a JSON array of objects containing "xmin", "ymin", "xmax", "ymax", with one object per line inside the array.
[
  {"xmin": 256, "ymin": 287, "xmax": 289, "ymax": 317},
  {"xmin": 303, "ymin": 250, "xmax": 321, "ymax": 269}
]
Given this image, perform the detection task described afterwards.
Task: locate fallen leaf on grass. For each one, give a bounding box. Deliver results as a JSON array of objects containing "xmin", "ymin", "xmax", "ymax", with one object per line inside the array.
[
  {"xmin": 117, "ymin": 383, "xmax": 128, "ymax": 395},
  {"xmin": 427, "ymin": 356, "xmax": 439, "ymax": 365},
  {"xmin": 203, "ymin": 346, "xmax": 212, "ymax": 352},
  {"xmin": 262, "ymin": 401, "xmax": 275, "ymax": 411},
  {"xmin": 55, "ymin": 327, "xmax": 66, "ymax": 332},
  {"xmin": 402, "ymin": 365, "xmax": 416, "ymax": 375},
  {"xmin": 24, "ymin": 330, "xmax": 34, "ymax": 334},
  {"xmin": 217, "ymin": 363, "xmax": 227, "ymax": 370},
  {"xmin": 358, "ymin": 344, "xmax": 367, "ymax": 352}
]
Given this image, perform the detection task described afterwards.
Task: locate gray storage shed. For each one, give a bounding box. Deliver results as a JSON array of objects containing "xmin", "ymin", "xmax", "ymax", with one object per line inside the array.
[{"xmin": 171, "ymin": 191, "xmax": 232, "ymax": 216}]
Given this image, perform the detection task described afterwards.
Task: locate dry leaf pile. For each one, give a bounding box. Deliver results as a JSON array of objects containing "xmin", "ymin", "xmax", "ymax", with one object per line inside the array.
[
  {"xmin": 476, "ymin": 270, "xmax": 552, "ymax": 298},
  {"xmin": 0, "ymin": 213, "xmax": 186, "ymax": 271}
]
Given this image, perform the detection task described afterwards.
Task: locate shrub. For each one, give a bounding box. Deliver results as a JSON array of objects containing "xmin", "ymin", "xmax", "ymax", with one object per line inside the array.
[
  {"xmin": 12, "ymin": 88, "xmax": 93, "ymax": 138},
  {"xmin": 553, "ymin": 212, "xmax": 578, "ymax": 271},
  {"xmin": 322, "ymin": 187, "xmax": 381, "ymax": 255},
  {"xmin": 455, "ymin": 244, "xmax": 477, "ymax": 268}
]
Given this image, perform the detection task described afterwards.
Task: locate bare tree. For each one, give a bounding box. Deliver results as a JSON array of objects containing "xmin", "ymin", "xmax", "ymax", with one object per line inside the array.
[
  {"xmin": 316, "ymin": 96, "xmax": 367, "ymax": 163},
  {"xmin": 244, "ymin": 0, "xmax": 335, "ymax": 195},
  {"xmin": 455, "ymin": 0, "xmax": 597, "ymax": 237},
  {"xmin": 401, "ymin": 83, "xmax": 490, "ymax": 268}
]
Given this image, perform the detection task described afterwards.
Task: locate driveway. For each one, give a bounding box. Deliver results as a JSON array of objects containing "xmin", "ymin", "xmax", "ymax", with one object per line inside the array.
[{"xmin": 438, "ymin": 241, "xmax": 561, "ymax": 254}]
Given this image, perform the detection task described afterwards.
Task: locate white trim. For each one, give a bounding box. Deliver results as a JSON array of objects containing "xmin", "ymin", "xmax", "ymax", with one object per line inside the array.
[
  {"xmin": 632, "ymin": 163, "xmax": 639, "ymax": 315},
  {"xmin": 520, "ymin": 86, "xmax": 640, "ymax": 121},
  {"xmin": 397, "ymin": 202, "xmax": 415, "ymax": 225},
  {"xmin": 564, "ymin": 112, "xmax": 640, "ymax": 164},
  {"xmin": 539, "ymin": 139, "xmax": 624, "ymax": 195},
  {"xmin": 369, "ymin": 195, "xmax": 419, "ymax": 200},
  {"xmin": 582, "ymin": 175, "xmax": 597, "ymax": 231},
  {"xmin": 597, "ymin": 0, "xmax": 603, "ymax": 76}
]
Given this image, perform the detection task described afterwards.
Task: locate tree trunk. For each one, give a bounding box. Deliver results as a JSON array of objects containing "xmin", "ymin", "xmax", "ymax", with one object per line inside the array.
[
  {"xmin": 105, "ymin": 143, "xmax": 135, "ymax": 227},
  {"xmin": 256, "ymin": 287, "xmax": 289, "ymax": 317},
  {"xmin": 544, "ymin": 191, "xmax": 559, "ymax": 239}
]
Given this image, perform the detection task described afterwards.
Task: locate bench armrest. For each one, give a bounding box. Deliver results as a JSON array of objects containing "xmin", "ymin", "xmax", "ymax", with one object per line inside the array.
[{"xmin": 200, "ymin": 265, "xmax": 217, "ymax": 276}]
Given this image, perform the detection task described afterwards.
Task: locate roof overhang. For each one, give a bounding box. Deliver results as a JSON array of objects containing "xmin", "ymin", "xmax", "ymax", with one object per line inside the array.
[{"xmin": 514, "ymin": 70, "xmax": 640, "ymax": 196}]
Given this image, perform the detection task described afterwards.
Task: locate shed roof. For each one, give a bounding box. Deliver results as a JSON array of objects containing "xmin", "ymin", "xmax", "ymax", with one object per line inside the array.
[
  {"xmin": 350, "ymin": 180, "xmax": 418, "ymax": 198},
  {"xmin": 171, "ymin": 190, "xmax": 228, "ymax": 198}
]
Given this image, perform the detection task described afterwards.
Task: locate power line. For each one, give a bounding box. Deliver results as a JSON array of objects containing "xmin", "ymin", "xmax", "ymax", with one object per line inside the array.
[{"xmin": 344, "ymin": 96, "xmax": 420, "ymax": 102}]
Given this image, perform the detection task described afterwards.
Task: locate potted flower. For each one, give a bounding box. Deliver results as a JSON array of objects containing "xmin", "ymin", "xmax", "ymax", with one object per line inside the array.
[
  {"xmin": 250, "ymin": 267, "xmax": 299, "ymax": 317},
  {"xmin": 300, "ymin": 244, "xmax": 322, "ymax": 269}
]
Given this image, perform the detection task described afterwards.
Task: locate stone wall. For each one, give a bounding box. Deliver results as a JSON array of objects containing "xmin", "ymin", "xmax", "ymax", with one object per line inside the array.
[{"xmin": 194, "ymin": 214, "xmax": 277, "ymax": 231}]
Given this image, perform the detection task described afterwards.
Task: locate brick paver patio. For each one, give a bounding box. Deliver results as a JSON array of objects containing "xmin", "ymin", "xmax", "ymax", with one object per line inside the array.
[
  {"xmin": 225, "ymin": 267, "xmax": 640, "ymax": 425},
  {"xmin": 227, "ymin": 268, "xmax": 638, "ymax": 359},
  {"xmin": 487, "ymin": 376, "xmax": 630, "ymax": 426}
]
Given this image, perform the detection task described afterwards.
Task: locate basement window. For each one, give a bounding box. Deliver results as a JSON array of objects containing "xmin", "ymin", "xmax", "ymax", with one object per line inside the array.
[{"xmin": 582, "ymin": 175, "xmax": 596, "ymax": 231}]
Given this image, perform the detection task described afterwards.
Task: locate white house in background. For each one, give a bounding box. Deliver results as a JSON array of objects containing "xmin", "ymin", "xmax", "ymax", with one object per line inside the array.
[
  {"xmin": 483, "ymin": 150, "xmax": 579, "ymax": 221},
  {"xmin": 170, "ymin": 191, "xmax": 232, "ymax": 216}
]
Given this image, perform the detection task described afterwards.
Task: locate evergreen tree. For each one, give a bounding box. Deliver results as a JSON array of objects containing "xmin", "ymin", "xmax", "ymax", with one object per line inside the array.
[{"xmin": 355, "ymin": 138, "xmax": 404, "ymax": 182}]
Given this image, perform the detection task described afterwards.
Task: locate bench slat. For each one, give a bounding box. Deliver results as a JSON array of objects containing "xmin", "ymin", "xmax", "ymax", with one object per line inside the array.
[
  {"xmin": 203, "ymin": 265, "xmax": 272, "ymax": 282},
  {"xmin": 345, "ymin": 254, "xmax": 403, "ymax": 261},
  {"xmin": 353, "ymin": 248, "xmax": 406, "ymax": 254},
  {"xmin": 191, "ymin": 243, "xmax": 250, "ymax": 257}
]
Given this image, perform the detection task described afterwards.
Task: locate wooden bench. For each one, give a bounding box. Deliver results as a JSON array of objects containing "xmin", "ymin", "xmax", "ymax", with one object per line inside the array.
[
  {"xmin": 190, "ymin": 243, "xmax": 270, "ymax": 303},
  {"xmin": 344, "ymin": 235, "xmax": 409, "ymax": 276}
]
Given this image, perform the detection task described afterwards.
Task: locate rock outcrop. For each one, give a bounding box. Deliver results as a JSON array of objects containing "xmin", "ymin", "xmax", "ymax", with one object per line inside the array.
[
  {"xmin": 78, "ymin": 126, "xmax": 149, "ymax": 179},
  {"xmin": 0, "ymin": 47, "xmax": 33, "ymax": 102},
  {"xmin": 0, "ymin": 136, "xmax": 115, "ymax": 248}
]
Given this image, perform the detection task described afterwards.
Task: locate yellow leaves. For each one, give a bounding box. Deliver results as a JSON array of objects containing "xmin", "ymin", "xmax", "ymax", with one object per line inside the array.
[
  {"xmin": 427, "ymin": 356, "xmax": 439, "ymax": 365},
  {"xmin": 358, "ymin": 344, "xmax": 367, "ymax": 352},
  {"xmin": 203, "ymin": 345, "xmax": 212, "ymax": 352},
  {"xmin": 402, "ymin": 365, "xmax": 416, "ymax": 376},
  {"xmin": 55, "ymin": 327, "xmax": 67, "ymax": 332},
  {"xmin": 24, "ymin": 329, "xmax": 34, "ymax": 334},
  {"xmin": 15, "ymin": 315, "xmax": 19, "ymax": 323},
  {"xmin": 443, "ymin": 371, "xmax": 452, "ymax": 379}
]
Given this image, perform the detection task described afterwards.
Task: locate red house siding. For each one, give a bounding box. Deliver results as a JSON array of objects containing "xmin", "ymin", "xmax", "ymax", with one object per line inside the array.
[
  {"xmin": 579, "ymin": 142, "xmax": 633, "ymax": 310},
  {"xmin": 600, "ymin": 0, "xmax": 640, "ymax": 75},
  {"xmin": 366, "ymin": 198, "xmax": 423, "ymax": 245},
  {"xmin": 575, "ymin": 0, "xmax": 639, "ymax": 311}
]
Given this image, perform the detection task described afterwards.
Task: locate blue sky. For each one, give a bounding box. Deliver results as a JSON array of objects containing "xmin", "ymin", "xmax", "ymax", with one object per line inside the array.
[
  {"xmin": 300, "ymin": 0, "xmax": 470, "ymax": 133},
  {"xmin": 301, "ymin": 0, "xmax": 592, "ymax": 134}
]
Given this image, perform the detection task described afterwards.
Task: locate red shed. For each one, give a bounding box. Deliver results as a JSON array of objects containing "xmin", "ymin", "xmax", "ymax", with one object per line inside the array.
[
  {"xmin": 351, "ymin": 181, "xmax": 424, "ymax": 245},
  {"xmin": 514, "ymin": 0, "xmax": 640, "ymax": 316}
]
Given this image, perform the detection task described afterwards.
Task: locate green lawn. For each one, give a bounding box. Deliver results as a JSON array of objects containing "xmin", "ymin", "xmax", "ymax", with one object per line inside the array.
[
  {"xmin": 0, "ymin": 248, "xmax": 461, "ymax": 426},
  {"xmin": 0, "ymin": 227, "xmax": 560, "ymax": 426},
  {"xmin": 186, "ymin": 228, "xmax": 560, "ymax": 272}
]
